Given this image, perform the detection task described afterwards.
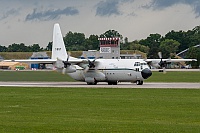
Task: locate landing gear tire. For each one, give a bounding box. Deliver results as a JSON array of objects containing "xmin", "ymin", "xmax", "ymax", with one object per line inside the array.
[
  {"xmin": 113, "ymin": 81, "xmax": 117, "ymax": 85},
  {"xmin": 87, "ymin": 82, "xmax": 91, "ymax": 85},
  {"xmin": 136, "ymin": 80, "xmax": 143, "ymax": 85},
  {"xmin": 108, "ymin": 81, "xmax": 118, "ymax": 85},
  {"xmin": 108, "ymin": 82, "xmax": 112, "ymax": 85},
  {"xmin": 87, "ymin": 81, "xmax": 97, "ymax": 85}
]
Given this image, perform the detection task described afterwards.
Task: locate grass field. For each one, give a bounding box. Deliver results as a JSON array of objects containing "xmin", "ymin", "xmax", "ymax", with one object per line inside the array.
[
  {"xmin": 0, "ymin": 87, "xmax": 200, "ymax": 132},
  {"xmin": 0, "ymin": 70, "xmax": 199, "ymax": 82},
  {"xmin": 0, "ymin": 71, "xmax": 75, "ymax": 82},
  {"xmin": 147, "ymin": 71, "xmax": 200, "ymax": 82}
]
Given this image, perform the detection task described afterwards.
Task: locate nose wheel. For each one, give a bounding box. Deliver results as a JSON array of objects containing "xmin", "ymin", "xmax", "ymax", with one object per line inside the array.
[{"xmin": 136, "ymin": 80, "xmax": 143, "ymax": 85}]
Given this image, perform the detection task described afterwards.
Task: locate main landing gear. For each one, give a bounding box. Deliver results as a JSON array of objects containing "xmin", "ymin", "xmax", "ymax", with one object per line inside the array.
[
  {"xmin": 86, "ymin": 81, "xmax": 97, "ymax": 85},
  {"xmin": 86, "ymin": 81, "xmax": 143, "ymax": 85},
  {"xmin": 136, "ymin": 80, "xmax": 143, "ymax": 85},
  {"xmin": 108, "ymin": 81, "xmax": 118, "ymax": 85}
]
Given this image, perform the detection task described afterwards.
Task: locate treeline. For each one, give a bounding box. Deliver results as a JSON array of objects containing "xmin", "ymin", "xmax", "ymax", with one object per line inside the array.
[
  {"xmin": 0, "ymin": 43, "xmax": 43, "ymax": 52},
  {"xmin": 0, "ymin": 26, "xmax": 200, "ymax": 61}
]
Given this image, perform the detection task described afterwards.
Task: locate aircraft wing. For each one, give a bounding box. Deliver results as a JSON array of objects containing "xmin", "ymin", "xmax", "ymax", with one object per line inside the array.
[
  {"xmin": 145, "ymin": 58, "xmax": 197, "ymax": 63},
  {"xmin": 3, "ymin": 58, "xmax": 96, "ymax": 68},
  {"xmin": 163, "ymin": 59, "xmax": 197, "ymax": 62},
  {"xmin": 3, "ymin": 59, "xmax": 57, "ymax": 64},
  {"xmin": 69, "ymin": 58, "xmax": 100, "ymax": 69}
]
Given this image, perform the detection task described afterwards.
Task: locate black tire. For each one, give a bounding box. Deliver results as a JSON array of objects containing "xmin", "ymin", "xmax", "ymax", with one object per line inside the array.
[
  {"xmin": 108, "ymin": 81, "xmax": 117, "ymax": 85},
  {"xmin": 87, "ymin": 82, "xmax": 92, "ymax": 85},
  {"xmin": 113, "ymin": 81, "xmax": 118, "ymax": 85},
  {"xmin": 136, "ymin": 80, "xmax": 143, "ymax": 85},
  {"xmin": 87, "ymin": 82, "xmax": 97, "ymax": 85},
  {"xmin": 108, "ymin": 82, "xmax": 112, "ymax": 85},
  {"xmin": 93, "ymin": 81, "xmax": 97, "ymax": 85}
]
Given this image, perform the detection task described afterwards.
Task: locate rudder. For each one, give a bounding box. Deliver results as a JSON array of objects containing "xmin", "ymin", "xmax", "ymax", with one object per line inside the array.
[{"xmin": 52, "ymin": 23, "xmax": 68, "ymax": 60}]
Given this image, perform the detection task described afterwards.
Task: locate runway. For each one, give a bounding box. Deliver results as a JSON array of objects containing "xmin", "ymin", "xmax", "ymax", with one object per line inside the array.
[{"xmin": 0, "ymin": 81, "xmax": 199, "ymax": 89}]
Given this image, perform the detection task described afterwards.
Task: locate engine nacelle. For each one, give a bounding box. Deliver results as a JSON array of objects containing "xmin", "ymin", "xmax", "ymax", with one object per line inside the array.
[
  {"xmin": 64, "ymin": 66, "xmax": 76, "ymax": 73},
  {"xmin": 84, "ymin": 72, "xmax": 106, "ymax": 81}
]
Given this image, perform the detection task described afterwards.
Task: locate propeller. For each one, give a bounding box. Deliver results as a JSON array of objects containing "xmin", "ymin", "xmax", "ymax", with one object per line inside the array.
[
  {"xmin": 84, "ymin": 59, "xmax": 97, "ymax": 73},
  {"xmin": 158, "ymin": 52, "xmax": 165, "ymax": 67},
  {"xmin": 62, "ymin": 55, "xmax": 71, "ymax": 74},
  {"xmin": 63, "ymin": 55, "xmax": 71, "ymax": 68},
  {"xmin": 158, "ymin": 52, "xmax": 166, "ymax": 73},
  {"xmin": 88, "ymin": 59, "xmax": 96, "ymax": 68}
]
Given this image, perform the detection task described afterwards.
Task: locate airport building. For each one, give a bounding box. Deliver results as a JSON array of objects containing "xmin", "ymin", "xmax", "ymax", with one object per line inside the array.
[
  {"xmin": 30, "ymin": 52, "xmax": 50, "ymax": 69},
  {"xmin": 80, "ymin": 37, "xmax": 120, "ymax": 59},
  {"xmin": 80, "ymin": 37, "xmax": 141, "ymax": 59}
]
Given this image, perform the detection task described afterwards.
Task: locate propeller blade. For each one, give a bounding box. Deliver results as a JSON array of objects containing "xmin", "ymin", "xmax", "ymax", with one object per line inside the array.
[
  {"xmin": 63, "ymin": 54, "xmax": 71, "ymax": 68},
  {"xmin": 62, "ymin": 68, "xmax": 66, "ymax": 74},
  {"xmin": 67, "ymin": 53, "xmax": 70, "ymax": 62},
  {"xmin": 163, "ymin": 67, "xmax": 166, "ymax": 74},
  {"xmin": 158, "ymin": 52, "xmax": 162, "ymax": 59},
  {"xmin": 84, "ymin": 66, "xmax": 90, "ymax": 73}
]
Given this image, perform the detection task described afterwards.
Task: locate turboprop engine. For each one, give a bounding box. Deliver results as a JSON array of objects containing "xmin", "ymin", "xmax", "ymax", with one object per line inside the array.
[
  {"xmin": 55, "ymin": 57, "xmax": 76, "ymax": 74},
  {"xmin": 62, "ymin": 66, "xmax": 76, "ymax": 74}
]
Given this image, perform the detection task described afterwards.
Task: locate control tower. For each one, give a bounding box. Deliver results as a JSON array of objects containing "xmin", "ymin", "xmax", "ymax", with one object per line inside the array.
[{"xmin": 98, "ymin": 37, "xmax": 120, "ymax": 59}]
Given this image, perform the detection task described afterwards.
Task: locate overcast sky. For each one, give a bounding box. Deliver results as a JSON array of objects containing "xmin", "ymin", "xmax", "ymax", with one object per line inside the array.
[{"xmin": 0, "ymin": 0, "xmax": 200, "ymax": 47}]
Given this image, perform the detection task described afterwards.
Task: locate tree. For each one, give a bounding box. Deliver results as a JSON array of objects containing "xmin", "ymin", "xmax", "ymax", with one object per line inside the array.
[
  {"xmin": 165, "ymin": 30, "xmax": 190, "ymax": 53},
  {"xmin": 186, "ymin": 47, "xmax": 200, "ymax": 68},
  {"xmin": 0, "ymin": 45, "xmax": 7, "ymax": 52},
  {"xmin": 84, "ymin": 35, "xmax": 99, "ymax": 50},
  {"xmin": 188, "ymin": 26, "xmax": 200, "ymax": 47},
  {"xmin": 29, "ymin": 44, "xmax": 41, "ymax": 52},
  {"xmin": 100, "ymin": 30, "xmax": 123, "ymax": 41},
  {"xmin": 46, "ymin": 42, "xmax": 52, "ymax": 51},
  {"xmin": 63, "ymin": 31, "xmax": 85, "ymax": 51},
  {"xmin": 121, "ymin": 37, "xmax": 129, "ymax": 50},
  {"xmin": 7, "ymin": 43, "xmax": 28, "ymax": 52},
  {"xmin": 124, "ymin": 37, "xmax": 128, "ymax": 45},
  {"xmin": 159, "ymin": 39, "xmax": 180, "ymax": 58},
  {"xmin": 123, "ymin": 40, "xmax": 149, "ymax": 53},
  {"xmin": 139, "ymin": 33, "xmax": 162, "ymax": 58}
]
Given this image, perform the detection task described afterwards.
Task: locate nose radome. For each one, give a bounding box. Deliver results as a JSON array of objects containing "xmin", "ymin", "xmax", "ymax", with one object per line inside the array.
[{"xmin": 141, "ymin": 68, "xmax": 152, "ymax": 79}]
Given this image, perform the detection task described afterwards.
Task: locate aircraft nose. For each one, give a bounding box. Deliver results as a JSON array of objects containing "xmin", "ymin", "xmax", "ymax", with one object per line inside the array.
[{"xmin": 141, "ymin": 68, "xmax": 152, "ymax": 79}]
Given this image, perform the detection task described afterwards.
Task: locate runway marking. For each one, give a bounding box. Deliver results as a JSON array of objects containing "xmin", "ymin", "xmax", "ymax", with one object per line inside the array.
[{"xmin": 0, "ymin": 82, "xmax": 199, "ymax": 89}]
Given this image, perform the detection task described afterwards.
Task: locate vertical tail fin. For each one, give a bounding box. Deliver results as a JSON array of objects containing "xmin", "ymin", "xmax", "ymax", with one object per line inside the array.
[{"xmin": 52, "ymin": 23, "xmax": 68, "ymax": 60}]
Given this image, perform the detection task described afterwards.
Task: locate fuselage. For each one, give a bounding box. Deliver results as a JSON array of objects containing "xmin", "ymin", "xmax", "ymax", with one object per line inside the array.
[{"xmin": 67, "ymin": 59, "xmax": 152, "ymax": 84}]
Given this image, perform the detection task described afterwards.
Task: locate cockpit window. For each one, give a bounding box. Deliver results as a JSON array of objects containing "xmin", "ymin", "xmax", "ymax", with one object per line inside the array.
[
  {"xmin": 134, "ymin": 62, "xmax": 140, "ymax": 66},
  {"xmin": 141, "ymin": 63, "xmax": 147, "ymax": 65}
]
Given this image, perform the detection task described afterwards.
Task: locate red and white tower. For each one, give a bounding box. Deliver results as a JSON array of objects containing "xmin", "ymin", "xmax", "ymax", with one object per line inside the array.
[{"xmin": 98, "ymin": 37, "xmax": 120, "ymax": 59}]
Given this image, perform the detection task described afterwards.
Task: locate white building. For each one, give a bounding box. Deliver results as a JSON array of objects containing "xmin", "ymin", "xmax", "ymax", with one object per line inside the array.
[{"xmin": 81, "ymin": 37, "xmax": 121, "ymax": 59}]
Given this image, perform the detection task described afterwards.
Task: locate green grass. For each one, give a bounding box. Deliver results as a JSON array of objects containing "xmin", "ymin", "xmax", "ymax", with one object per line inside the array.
[
  {"xmin": 0, "ymin": 71, "xmax": 75, "ymax": 82},
  {"xmin": 146, "ymin": 71, "xmax": 200, "ymax": 82},
  {"xmin": 0, "ymin": 87, "xmax": 200, "ymax": 132},
  {"xmin": 0, "ymin": 70, "xmax": 199, "ymax": 82}
]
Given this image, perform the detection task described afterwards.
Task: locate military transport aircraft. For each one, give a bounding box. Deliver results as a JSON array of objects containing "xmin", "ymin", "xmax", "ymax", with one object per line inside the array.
[{"xmin": 4, "ymin": 23, "xmax": 152, "ymax": 85}]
